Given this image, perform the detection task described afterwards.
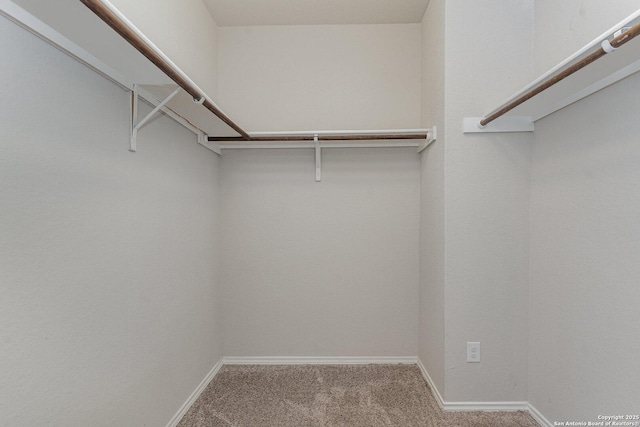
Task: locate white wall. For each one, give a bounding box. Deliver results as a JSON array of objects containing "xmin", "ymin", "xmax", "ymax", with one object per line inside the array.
[
  {"xmin": 0, "ymin": 17, "xmax": 222, "ymax": 426},
  {"xmin": 530, "ymin": 1, "xmax": 640, "ymax": 422},
  {"xmin": 418, "ymin": 0, "xmax": 446, "ymax": 396},
  {"xmin": 216, "ymin": 22, "xmax": 422, "ymax": 358},
  {"xmin": 441, "ymin": 0, "xmax": 533, "ymax": 402},
  {"xmin": 10, "ymin": 1, "xmax": 640, "ymax": 423},
  {"xmin": 217, "ymin": 24, "xmax": 421, "ymax": 131},
  {"xmin": 220, "ymin": 148, "xmax": 420, "ymax": 357}
]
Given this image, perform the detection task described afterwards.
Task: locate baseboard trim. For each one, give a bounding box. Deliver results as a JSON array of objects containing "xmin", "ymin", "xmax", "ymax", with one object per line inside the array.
[
  {"xmin": 165, "ymin": 359, "xmax": 224, "ymax": 427},
  {"xmin": 416, "ymin": 358, "xmax": 445, "ymax": 410},
  {"xmin": 168, "ymin": 357, "xmax": 551, "ymax": 427},
  {"xmin": 222, "ymin": 356, "xmax": 419, "ymax": 365},
  {"xmin": 528, "ymin": 403, "xmax": 554, "ymax": 427},
  {"xmin": 444, "ymin": 401, "xmax": 529, "ymax": 411},
  {"xmin": 417, "ymin": 358, "xmax": 531, "ymax": 413}
]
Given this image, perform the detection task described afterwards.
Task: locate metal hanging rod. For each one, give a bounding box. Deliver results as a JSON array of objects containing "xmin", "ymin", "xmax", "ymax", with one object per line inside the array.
[
  {"xmin": 209, "ymin": 133, "xmax": 428, "ymax": 142},
  {"xmin": 79, "ymin": 0, "xmax": 250, "ymax": 140},
  {"xmin": 479, "ymin": 20, "xmax": 640, "ymax": 128},
  {"xmin": 79, "ymin": 0, "xmax": 432, "ymax": 145},
  {"xmin": 216, "ymin": 127, "xmax": 437, "ymax": 155}
]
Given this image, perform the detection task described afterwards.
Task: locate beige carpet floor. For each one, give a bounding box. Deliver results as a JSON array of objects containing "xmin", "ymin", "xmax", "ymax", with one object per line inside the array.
[{"xmin": 177, "ymin": 364, "xmax": 540, "ymax": 427}]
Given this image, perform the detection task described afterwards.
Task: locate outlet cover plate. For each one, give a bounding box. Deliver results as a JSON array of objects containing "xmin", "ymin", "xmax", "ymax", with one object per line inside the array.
[{"xmin": 467, "ymin": 342, "xmax": 480, "ymax": 363}]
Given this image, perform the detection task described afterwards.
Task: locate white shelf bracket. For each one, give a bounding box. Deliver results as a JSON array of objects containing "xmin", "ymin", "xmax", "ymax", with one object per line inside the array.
[
  {"xmin": 197, "ymin": 132, "xmax": 221, "ymax": 155},
  {"xmin": 418, "ymin": 126, "xmax": 437, "ymax": 153},
  {"xmin": 130, "ymin": 83, "xmax": 180, "ymax": 152},
  {"xmin": 463, "ymin": 116, "xmax": 534, "ymax": 133},
  {"xmin": 314, "ymin": 134, "xmax": 322, "ymax": 182}
]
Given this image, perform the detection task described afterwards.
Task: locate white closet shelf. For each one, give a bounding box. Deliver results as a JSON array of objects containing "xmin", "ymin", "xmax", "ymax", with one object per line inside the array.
[
  {"xmin": 215, "ymin": 128, "xmax": 436, "ymax": 149},
  {"xmin": 215, "ymin": 128, "xmax": 436, "ymax": 182},
  {"xmin": 0, "ymin": 0, "xmax": 242, "ymax": 145},
  {"xmin": 465, "ymin": 9, "xmax": 640, "ymax": 133},
  {"xmin": 2, "ymin": 0, "xmax": 435, "ymax": 155}
]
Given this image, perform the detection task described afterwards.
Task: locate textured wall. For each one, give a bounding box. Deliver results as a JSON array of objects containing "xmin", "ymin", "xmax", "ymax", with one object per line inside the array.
[
  {"xmin": 217, "ymin": 22, "xmax": 422, "ymax": 358},
  {"xmin": 418, "ymin": 0, "xmax": 446, "ymax": 397},
  {"xmin": 217, "ymin": 24, "xmax": 421, "ymax": 131},
  {"xmin": 0, "ymin": 17, "xmax": 222, "ymax": 426},
  {"xmin": 530, "ymin": 1, "xmax": 640, "ymax": 422},
  {"xmin": 441, "ymin": 0, "xmax": 533, "ymax": 402},
  {"xmin": 220, "ymin": 148, "xmax": 420, "ymax": 357}
]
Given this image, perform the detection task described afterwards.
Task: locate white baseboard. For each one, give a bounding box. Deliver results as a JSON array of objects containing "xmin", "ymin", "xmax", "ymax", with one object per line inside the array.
[
  {"xmin": 417, "ymin": 358, "xmax": 534, "ymax": 414},
  {"xmin": 222, "ymin": 356, "xmax": 419, "ymax": 365},
  {"xmin": 444, "ymin": 401, "xmax": 529, "ymax": 411},
  {"xmin": 416, "ymin": 358, "xmax": 445, "ymax": 410},
  {"xmin": 528, "ymin": 403, "xmax": 554, "ymax": 427},
  {"xmin": 165, "ymin": 359, "xmax": 224, "ymax": 427},
  {"xmin": 168, "ymin": 356, "xmax": 551, "ymax": 427}
]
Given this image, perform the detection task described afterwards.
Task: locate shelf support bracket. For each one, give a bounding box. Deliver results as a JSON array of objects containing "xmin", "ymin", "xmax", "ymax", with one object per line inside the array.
[
  {"xmin": 314, "ymin": 134, "xmax": 322, "ymax": 182},
  {"xmin": 418, "ymin": 126, "xmax": 437, "ymax": 153},
  {"xmin": 130, "ymin": 83, "xmax": 180, "ymax": 152},
  {"xmin": 463, "ymin": 116, "xmax": 534, "ymax": 133},
  {"xmin": 197, "ymin": 132, "xmax": 221, "ymax": 155}
]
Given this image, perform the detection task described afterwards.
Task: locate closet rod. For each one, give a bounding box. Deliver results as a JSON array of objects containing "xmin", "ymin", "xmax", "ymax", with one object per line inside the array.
[
  {"xmin": 80, "ymin": 0, "xmax": 429, "ymax": 144},
  {"xmin": 209, "ymin": 133, "xmax": 428, "ymax": 142},
  {"xmin": 79, "ymin": 0, "xmax": 250, "ymax": 140},
  {"xmin": 479, "ymin": 20, "xmax": 640, "ymax": 127}
]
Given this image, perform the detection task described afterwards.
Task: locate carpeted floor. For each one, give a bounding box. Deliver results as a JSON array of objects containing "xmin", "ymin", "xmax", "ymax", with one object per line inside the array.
[{"xmin": 177, "ymin": 364, "xmax": 540, "ymax": 427}]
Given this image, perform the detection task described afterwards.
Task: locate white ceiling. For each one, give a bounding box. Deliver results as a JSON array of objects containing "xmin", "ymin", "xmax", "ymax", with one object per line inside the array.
[{"xmin": 202, "ymin": 0, "xmax": 431, "ymax": 26}]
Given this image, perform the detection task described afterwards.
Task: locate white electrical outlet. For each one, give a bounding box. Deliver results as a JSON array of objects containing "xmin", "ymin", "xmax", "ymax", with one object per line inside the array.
[{"xmin": 467, "ymin": 342, "xmax": 480, "ymax": 363}]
